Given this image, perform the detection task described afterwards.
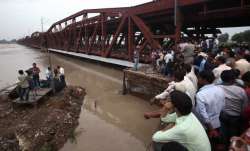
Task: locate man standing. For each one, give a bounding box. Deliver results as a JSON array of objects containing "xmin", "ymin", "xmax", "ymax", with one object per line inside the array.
[
  {"xmin": 18, "ymin": 70, "xmax": 30, "ymax": 101},
  {"xmin": 57, "ymin": 65, "xmax": 66, "ymax": 87},
  {"xmin": 235, "ymin": 54, "xmax": 250, "ymax": 76},
  {"xmin": 32, "ymin": 63, "xmax": 40, "ymax": 88},
  {"xmin": 212, "ymin": 56, "xmax": 231, "ymax": 84},
  {"xmin": 219, "ymin": 70, "xmax": 248, "ymax": 148},
  {"xmin": 133, "ymin": 46, "xmax": 140, "ymax": 71},
  {"xmin": 182, "ymin": 40, "xmax": 195, "ymax": 64},
  {"xmin": 195, "ymin": 71, "xmax": 225, "ymax": 137}
]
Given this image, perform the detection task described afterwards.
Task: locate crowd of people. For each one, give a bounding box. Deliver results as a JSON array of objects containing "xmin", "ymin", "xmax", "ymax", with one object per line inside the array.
[
  {"xmin": 17, "ymin": 63, "xmax": 66, "ymax": 101},
  {"xmin": 142, "ymin": 38, "xmax": 250, "ymax": 151}
]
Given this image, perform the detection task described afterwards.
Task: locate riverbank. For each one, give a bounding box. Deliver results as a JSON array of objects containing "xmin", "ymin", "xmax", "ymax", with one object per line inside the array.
[
  {"xmin": 0, "ymin": 44, "xmax": 159, "ymax": 151},
  {"xmin": 0, "ymin": 86, "xmax": 85, "ymax": 151}
]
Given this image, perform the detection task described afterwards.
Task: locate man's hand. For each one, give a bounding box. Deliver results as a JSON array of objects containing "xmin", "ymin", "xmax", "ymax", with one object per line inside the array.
[
  {"xmin": 208, "ymin": 129, "xmax": 220, "ymax": 138},
  {"xmin": 161, "ymin": 123, "xmax": 175, "ymax": 131},
  {"xmin": 229, "ymin": 137, "xmax": 247, "ymax": 151}
]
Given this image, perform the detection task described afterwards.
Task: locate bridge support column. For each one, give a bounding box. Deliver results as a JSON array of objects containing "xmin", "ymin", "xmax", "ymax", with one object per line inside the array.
[{"xmin": 128, "ymin": 16, "xmax": 134, "ymax": 61}]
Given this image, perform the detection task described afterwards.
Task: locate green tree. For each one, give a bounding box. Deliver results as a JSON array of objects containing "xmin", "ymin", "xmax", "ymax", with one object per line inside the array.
[
  {"xmin": 218, "ymin": 33, "xmax": 229, "ymax": 43},
  {"xmin": 232, "ymin": 30, "xmax": 250, "ymax": 43}
]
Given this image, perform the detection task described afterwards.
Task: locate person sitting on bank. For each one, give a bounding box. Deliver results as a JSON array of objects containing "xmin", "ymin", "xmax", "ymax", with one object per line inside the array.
[
  {"xmin": 160, "ymin": 141, "xmax": 188, "ymax": 151},
  {"xmin": 153, "ymin": 67, "xmax": 197, "ymax": 106},
  {"xmin": 17, "ymin": 70, "xmax": 30, "ymax": 101},
  {"xmin": 152, "ymin": 91, "xmax": 211, "ymax": 151}
]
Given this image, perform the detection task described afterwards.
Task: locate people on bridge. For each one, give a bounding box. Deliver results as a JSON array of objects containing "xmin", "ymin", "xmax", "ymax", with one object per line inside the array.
[{"xmin": 133, "ymin": 46, "xmax": 140, "ymax": 71}]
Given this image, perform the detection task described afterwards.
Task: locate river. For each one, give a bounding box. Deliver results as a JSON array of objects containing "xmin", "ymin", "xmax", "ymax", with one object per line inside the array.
[{"xmin": 0, "ymin": 44, "xmax": 159, "ymax": 151}]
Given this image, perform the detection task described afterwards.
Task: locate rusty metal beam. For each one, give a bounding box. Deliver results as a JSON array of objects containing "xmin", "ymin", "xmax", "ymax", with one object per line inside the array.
[
  {"xmin": 131, "ymin": 15, "xmax": 161, "ymax": 50},
  {"xmin": 104, "ymin": 16, "xmax": 127, "ymax": 57}
]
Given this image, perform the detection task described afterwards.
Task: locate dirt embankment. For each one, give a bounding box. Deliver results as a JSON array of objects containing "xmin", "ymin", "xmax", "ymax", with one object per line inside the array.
[{"xmin": 0, "ymin": 86, "xmax": 85, "ymax": 151}]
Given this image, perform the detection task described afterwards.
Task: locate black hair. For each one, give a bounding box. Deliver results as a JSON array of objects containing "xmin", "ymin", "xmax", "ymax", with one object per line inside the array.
[
  {"xmin": 184, "ymin": 64, "xmax": 192, "ymax": 73},
  {"xmin": 244, "ymin": 54, "xmax": 250, "ymax": 62},
  {"xmin": 232, "ymin": 69, "xmax": 241, "ymax": 78},
  {"xmin": 228, "ymin": 51, "xmax": 235, "ymax": 58},
  {"xmin": 170, "ymin": 91, "xmax": 192, "ymax": 116},
  {"xmin": 221, "ymin": 70, "xmax": 236, "ymax": 83},
  {"xmin": 217, "ymin": 56, "xmax": 226, "ymax": 64},
  {"xmin": 199, "ymin": 70, "xmax": 215, "ymax": 83},
  {"xmin": 242, "ymin": 71, "xmax": 250, "ymax": 83},
  {"xmin": 161, "ymin": 142, "xmax": 188, "ymax": 151},
  {"xmin": 18, "ymin": 70, "xmax": 24, "ymax": 75},
  {"xmin": 173, "ymin": 70, "xmax": 186, "ymax": 81},
  {"xmin": 25, "ymin": 70, "xmax": 32, "ymax": 76}
]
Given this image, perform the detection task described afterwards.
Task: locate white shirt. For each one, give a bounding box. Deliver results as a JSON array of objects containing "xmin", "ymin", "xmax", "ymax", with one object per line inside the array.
[
  {"xmin": 155, "ymin": 77, "xmax": 197, "ymax": 106},
  {"xmin": 59, "ymin": 67, "xmax": 65, "ymax": 75},
  {"xmin": 164, "ymin": 53, "xmax": 173, "ymax": 64},
  {"xmin": 45, "ymin": 69, "xmax": 52, "ymax": 79},
  {"xmin": 195, "ymin": 84, "xmax": 225, "ymax": 129},
  {"xmin": 186, "ymin": 67, "xmax": 198, "ymax": 90},
  {"xmin": 179, "ymin": 42, "xmax": 188, "ymax": 52},
  {"xmin": 235, "ymin": 59, "xmax": 250, "ymax": 76},
  {"xmin": 212, "ymin": 64, "xmax": 231, "ymax": 84}
]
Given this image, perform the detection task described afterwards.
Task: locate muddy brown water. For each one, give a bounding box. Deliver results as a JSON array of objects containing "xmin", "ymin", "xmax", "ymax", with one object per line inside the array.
[{"xmin": 0, "ymin": 44, "xmax": 159, "ymax": 151}]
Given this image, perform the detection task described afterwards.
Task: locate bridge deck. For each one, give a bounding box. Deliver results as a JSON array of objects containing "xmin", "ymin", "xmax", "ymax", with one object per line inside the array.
[{"xmin": 49, "ymin": 48, "xmax": 146, "ymax": 68}]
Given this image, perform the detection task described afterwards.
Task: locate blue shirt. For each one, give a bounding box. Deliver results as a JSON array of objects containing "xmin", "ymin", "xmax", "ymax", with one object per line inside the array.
[{"xmin": 195, "ymin": 84, "xmax": 225, "ymax": 129}]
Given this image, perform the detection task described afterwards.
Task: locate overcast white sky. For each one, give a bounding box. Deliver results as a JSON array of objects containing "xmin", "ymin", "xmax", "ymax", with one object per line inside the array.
[{"xmin": 0, "ymin": 0, "xmax": 249, "ymax": 40}]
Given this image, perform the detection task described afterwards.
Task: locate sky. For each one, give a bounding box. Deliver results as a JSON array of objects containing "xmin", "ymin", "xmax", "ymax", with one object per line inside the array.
[{"xmin": 0, "ymin": 0, "xmax": 249, "ymax": 40}]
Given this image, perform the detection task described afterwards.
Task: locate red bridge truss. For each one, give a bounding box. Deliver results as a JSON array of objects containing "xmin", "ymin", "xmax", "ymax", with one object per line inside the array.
[{"xmin": 19, "ymin": 0, "xmax": 250, "ymax": 63}]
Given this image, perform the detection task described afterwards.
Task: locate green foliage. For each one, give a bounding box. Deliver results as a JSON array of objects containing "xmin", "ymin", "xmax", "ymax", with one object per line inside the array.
[
  {"xmin": 232, "ymin": 30, "xmax": 250, "ymax": 43},
  {"xmin": 39, "ymin": 144, "xmax": 54, "ymax": 151}
]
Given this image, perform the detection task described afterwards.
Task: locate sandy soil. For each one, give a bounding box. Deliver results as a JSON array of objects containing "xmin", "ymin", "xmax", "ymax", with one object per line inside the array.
[{"xmin": 0, "ymin": 86, "xmax": 85, "ymax": 151}]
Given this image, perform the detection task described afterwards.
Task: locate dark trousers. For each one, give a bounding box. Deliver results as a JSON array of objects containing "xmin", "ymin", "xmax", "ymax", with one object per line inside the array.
[
  {"xmin": 33, "ymin": 75, "xmax": 40, "ymax": 87},
  {"xmin": 59, "ymin": 75, "xmax": 66, "ymax": 87},
  {"xmin": 219, "ymin": 112, "xmax": 243, "ymax": 148},
  {"xmin": 153, "ymin": 142, "xmax": 188, "ymax": 151},
  {"xmin": 18, "ymin": 87, "xmax": 30, "ymax": 101}
]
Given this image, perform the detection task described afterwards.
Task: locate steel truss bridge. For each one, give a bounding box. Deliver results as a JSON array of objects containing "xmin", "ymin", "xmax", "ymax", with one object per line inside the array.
[{"xmin": 19, "ymin": 0, "xmax": 250, "ymax": 63}]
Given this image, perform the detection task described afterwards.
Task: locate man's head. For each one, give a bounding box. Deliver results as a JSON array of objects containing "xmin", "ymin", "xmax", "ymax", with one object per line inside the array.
[
  {"xmin": 173, "ymin": 70, "xmax": 186, "ymax": 82},
  {"xmin": 57, "ymin": 65, "xmax": 60, "ymax": 69},
  {"xmin": 242, "ymin": 71, "xmax": 250, "ymax": 87},
  {"xmin": 221, "ymin": 70, "xmax": 236, "ymax": 84},
  {"xmin": 198, "ymin": 70, "xmax": 215, "ymax": 88},
  {"xmin": 215, "ymin": 56, "xmax": 226, "ymax": 65},
  {"xmin": 169, "ymin": 91, "xmax": 192, "ymax": 116},
  {"xmin": 32, "ymin": 63, "xmax": 36, "ymax": 67},
  {"xmin": 18, "ymin": 70, "xmax": 24, "ymax": 75},
  {"xmin": 184, "ymin": 64, "xmax": 192, "ymax": 73}
]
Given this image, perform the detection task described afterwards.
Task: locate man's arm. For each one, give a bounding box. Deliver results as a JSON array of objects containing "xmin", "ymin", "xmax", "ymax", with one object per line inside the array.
[
  {"xmin": 195, "ymin": 95, "xmax": 211, "ymax": 128},
  {"xmin": 152, "ymin": 124, "xmax": 181, "ymax": 143}
]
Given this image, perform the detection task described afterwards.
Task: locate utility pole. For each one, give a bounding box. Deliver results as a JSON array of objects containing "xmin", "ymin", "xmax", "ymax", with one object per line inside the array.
[{"xmin": 41, "ymin": 17, "xmax": 44, "ymax": 32}]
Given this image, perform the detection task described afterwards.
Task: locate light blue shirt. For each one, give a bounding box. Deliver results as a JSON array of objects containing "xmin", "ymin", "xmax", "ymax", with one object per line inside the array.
[{"xmin": 195, "ymin": 84, "xmax": 225, "ymax": 129}]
